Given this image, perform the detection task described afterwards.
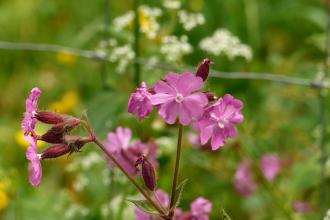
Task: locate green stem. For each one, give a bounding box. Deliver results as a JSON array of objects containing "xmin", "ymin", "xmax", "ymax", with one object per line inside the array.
[
  {"xmin": 93, "ymin": 137, "xmax": 165, "ymax": 215},
  {"xmin": 169, "ymin": 124, "xmax": 184, "ymax": 210},
  {"xmin": 133, "ymin": 0, "xmax": 141, "ymax": 87}
]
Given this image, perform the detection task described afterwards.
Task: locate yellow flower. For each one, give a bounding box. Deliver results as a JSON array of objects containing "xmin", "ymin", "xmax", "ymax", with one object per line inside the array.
[
  {"xmin": 0, "ymin": 183, "xmax": 9, "ymax": 210},
  {"xmin": 138, "ymin": 6, "xmax": 161, "ymax": 39},
  {"xmin": 56, "ymin": 50, "xmax": 77, "ymax": 65},
  {"xmin": 15, "ymin": 130, "xmax": 45, "ymax": 149},
  {"xmin": 48, "ymin": 91, "xmax": 79, "ymax": 114}
]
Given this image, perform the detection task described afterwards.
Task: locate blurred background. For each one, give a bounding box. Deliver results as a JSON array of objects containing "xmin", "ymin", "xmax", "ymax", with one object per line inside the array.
[{"xmin": 0, "ymin": 0, "xmax": 329, "ymax": 219}]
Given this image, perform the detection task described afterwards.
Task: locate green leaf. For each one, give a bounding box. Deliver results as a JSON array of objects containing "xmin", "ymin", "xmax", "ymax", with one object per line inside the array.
[
  {"xmin": 81, "ymin": 109, "xmax": 89, "ymax": 123},
  {"xmin": 170, "ymin": 179, "xmax": 188, "ymax": 211},
  {"xmin": 127, "ymin": 199, "xmax": 159, "ymax": 215},
  {"xmin": 221, "ymin": 208, "xmax": 232, "ymax": 220}
]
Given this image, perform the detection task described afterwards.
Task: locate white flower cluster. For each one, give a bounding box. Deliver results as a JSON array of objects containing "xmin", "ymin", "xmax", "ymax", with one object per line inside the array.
[
  {"xmin": 199, "ymin": 29, "xmax": 253, "ymax": 61},
  {"xmin": 64, "ymin": 204, "xmax": 89, "ymax": 219},
  {"xmin": 178, "ymin": 10, "xmax": 205, "ymax": 31},
  {"xmin": 108, "ymin": 40, "xmax": 135, "ymax": 73},
  {"xmin": 66, "ymin": 152, "xmax": 104, "ymax": 172},
  {"xmin": 73, "ymin": 173, "xmax": 89, "ymax": 192},
  {"xmin": 112, "ymin": 5, "xmax": 162, "ymax": 39},
  {"xmin": 324, "ymin": 209, "xmax": 330, "ymax": 220},
  {"xmin": 139, "ymin": 5, "xmax": 162, "ymax": 39},
  {"xmin": 112, "ymin": 11, "xmax": 134, "ymax": 32},
  {"xmin": 160, "ymin": 35, "xmax": 192, "ymax": 62},
  {"xmin": 163, "ymin": 0, "xmax": 181, "ymax": 9}
]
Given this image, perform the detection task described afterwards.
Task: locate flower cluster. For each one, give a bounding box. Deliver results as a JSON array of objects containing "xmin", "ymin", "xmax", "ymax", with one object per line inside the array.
[
  {"xmin": 199, "ymin": 29, "xmax": 253, "ymax": 61},
  {"xmin": 108, "ymin": 41, "xmax": 135, "ymax": 73},
  {"xmin": 22, "ymin": 88, "xmax": 89, "ymax": 187},
  {"xmin": 163, "ymin": 0, "xmax": 181, "ymax": 10},
  {"xmin": 160, "ymin": 35, "xmax": 193, "ymax": 62},
  {"xmin": 112, "ymin": 5, "xmax": 162, "ymax": 39},
  {"xmin": 233, "ymin": 154, "xmax": 282, "ymax": 197},
  {"xmin": 135, "ymin": 189, "xmax": 212, "ymax": 220},
  {"xmin": 128, "ymin": 59, "xmax": 244, "ymax": 150},
  {"xmin": 104, "ymin": 127, "xmax": 158, "ymax": 176},
  {"xmin": 178, "ymin": 10, "xmax": 205, "ymax": 31}
]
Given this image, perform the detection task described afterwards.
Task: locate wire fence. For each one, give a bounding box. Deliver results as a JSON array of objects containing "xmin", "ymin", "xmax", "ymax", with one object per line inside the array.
[{"xmin": 0, "ymin": 0, "xmax": 329, "ymax": 218}]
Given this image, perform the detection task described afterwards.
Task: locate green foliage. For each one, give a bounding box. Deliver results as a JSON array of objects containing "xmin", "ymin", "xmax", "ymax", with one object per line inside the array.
[{"xmin": 0, "ymin": 0, "xmax": 329, "ymax": 220}]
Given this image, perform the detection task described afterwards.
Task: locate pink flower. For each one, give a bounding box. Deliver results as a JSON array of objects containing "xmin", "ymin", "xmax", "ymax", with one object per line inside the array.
[
  {"xmin": 150, "ymin": 72, "xmax": 208, "ymax": 125},
  {"xmin": 233, "ymin": 160, "xmax": 257, "ymax": 197},
  {"xmin": 105, "ymin": 127, "xmax": 158, "ymax": 175},
  {"xmin": 260, "ymin": 154, "xmax": 281, "ymax": 181},
  {"xmin": 198, "ymin": 94, "xmax": 244, "ymax": 150},
  {"xmin": 22, "ymin": 87, "xmax": 41, "ymax": 136},
  {"xmin": 293, "ymin": 201, "xmax": 312, "ymax": 213},
  {"xmin": 128, "ymin": 82, "xmax": 153, "ymax": 120},
  {"xmin": 25, "ymin": 135, "xmax": 42, "ymax": 187},
  {"xmin": 190, "ymin": 197, "xmax": 212, "ymax": 220},
  {"xmin": 135, "ymin": 189, "xmax": 169, "ymax": 220}
]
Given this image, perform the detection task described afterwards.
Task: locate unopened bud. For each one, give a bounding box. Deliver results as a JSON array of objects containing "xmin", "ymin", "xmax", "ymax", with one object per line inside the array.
[
  {"xmin": 195, "ymin": 58, "xmax": 213, "ymax": 81},
  {"xmin": 136, "ymin": 156, "xmax": 156, "ymax": 191},
  {"xmin": 41, "ymin": 144, "xmax": 70, "ymax": 159},
  {"xmin": 204, "ymin": 91, "xmax": 217, "ymax": 101}
]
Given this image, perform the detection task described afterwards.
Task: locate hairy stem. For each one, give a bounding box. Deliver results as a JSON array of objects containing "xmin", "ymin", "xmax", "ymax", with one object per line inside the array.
[
  {"xmin": 93, "ymin": 137, "xmax": 165, "ymax": 216},
  {"xmin": 169, "ymin": 124, "xmax": 184, "ymax": 211}
]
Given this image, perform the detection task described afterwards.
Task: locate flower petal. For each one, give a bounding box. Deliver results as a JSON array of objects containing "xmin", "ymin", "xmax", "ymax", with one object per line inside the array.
[
  {"xmin": 158, "ymin": 101, "xmax": 178, "ymax": 124},
  {"xmin": 176, "ymin": 73, "xmax": 204, "ymax": 96},
  {"xmin": 150, "ymin": 93, "xmax": 174, "ymax": 105},
  {"xmin": 211, "ymin": 127, "xmax": 226, "ymax": 150},
  {"xmin": 153, "ymin": 79, "xmax": 176, "ymax": 95}
]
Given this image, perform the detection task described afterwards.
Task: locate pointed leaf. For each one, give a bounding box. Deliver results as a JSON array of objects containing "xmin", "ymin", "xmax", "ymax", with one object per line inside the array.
[
  {"xmin": 170, "ymin": 179, "xmax": 188, "ymax": 211},
  {"xmin": 127, "ymin": 199, "xmax": 159, "ymax": 215}
]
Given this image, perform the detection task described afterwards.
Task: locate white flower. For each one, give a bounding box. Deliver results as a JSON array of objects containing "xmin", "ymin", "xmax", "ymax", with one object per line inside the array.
[
  {"xmin": 138, "ymin": 5, "xmax": 162, "ymax": 39},
  {"xmin": 109, "ymin": 44, "xmax": 135, "ymax": 73},
  {"xmin": 163, "ymin": 0, "xmax": 181, "ymax": 9},
  {"xmin": 64, "ymin": 204, "xmax": 89, "ymax": 219},
  {"xmin": 73, "ymin": 174, "xmax": 89, "ymax": 192},
  {"xmin": 199, "ymin": 29, "xmax": 253, "ymax": 61},
  {"xmin": 113, "ymin": 11, "xmax": 134, "ymax": 31},
  {"xmin": 160, "ymin": 35, "xmax": 192, "ymax": 62},
  {"xmin": 324, "ymin": 209, "xmax": 330, "ymax": 220},
  {"xmin": 178, "ymin": 10, "xmax": 205, "ymax": 31},
  {"xmin": 81, "ymin": 152, "xmax": 103, "ymax": 170}
]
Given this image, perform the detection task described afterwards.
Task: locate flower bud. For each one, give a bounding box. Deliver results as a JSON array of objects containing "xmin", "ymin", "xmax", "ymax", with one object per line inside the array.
[
  {"xmin": 136, "ymin": 155, "xmax": 156, "ymax": 191},
  {"xmin": 41, "ymin": 144, "xmax": 71, "ymax": 159},
  {"xmin": 34, "ymin": 111, "xmax": 67, "ymax": 124},
  {"xmin": 195, "ymin": 58, "xmax": 213, "ymax": 81},
  {"xmin": 203, "ymin": 91, "xmax": 217, "ymax": 101}
]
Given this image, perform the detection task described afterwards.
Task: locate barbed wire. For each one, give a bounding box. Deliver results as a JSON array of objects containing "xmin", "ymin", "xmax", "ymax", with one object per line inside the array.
[{"xmin": 0, "ymin": 40, "xmax": 329, "ymax": 89}]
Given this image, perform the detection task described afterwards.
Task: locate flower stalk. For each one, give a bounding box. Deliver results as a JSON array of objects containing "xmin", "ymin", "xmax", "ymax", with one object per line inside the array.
[
  {"xmin": 169, "ymin": 124, "xmax": 183, "ymax": 212},
  {"xmin": 92, "ymin": 134, "xmax": 166, "ymax": 216}
]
